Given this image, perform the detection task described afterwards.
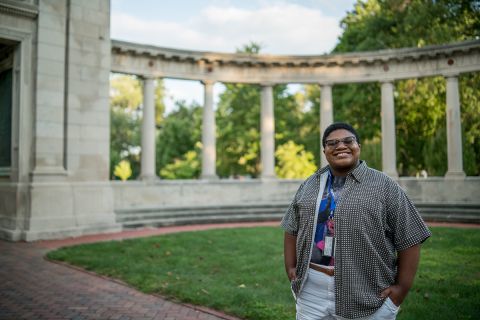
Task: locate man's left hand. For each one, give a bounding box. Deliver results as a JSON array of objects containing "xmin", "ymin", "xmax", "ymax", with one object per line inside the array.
[{"xmin": 379, "ymin": 284, "xmax": 409, "ymax": 307}]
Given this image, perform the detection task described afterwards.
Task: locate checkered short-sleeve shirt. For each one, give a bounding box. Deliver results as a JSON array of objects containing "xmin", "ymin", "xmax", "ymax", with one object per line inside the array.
[{"xmin": 281, "ymin": 161, "xmax": 431, "ymax": 319}]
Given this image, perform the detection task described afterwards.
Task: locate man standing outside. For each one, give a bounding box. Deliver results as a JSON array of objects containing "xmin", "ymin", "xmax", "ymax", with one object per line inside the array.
[{"xmin": 281, "ymin": 122, "xmax": 431, "ymax": 319}]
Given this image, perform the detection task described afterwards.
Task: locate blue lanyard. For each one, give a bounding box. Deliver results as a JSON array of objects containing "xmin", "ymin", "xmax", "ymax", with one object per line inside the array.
[{"xmin": 327, "ymin": 173, "xmax": 336, "ymax": 219}]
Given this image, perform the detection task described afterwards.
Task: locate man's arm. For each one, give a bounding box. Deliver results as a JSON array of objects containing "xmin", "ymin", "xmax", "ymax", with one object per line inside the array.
[
  {"xmin": 284, "ymin": 232, "xmax": 297, "ymax": 281},
  {"xmin": 380, "ymin": 244, "xmax": 421, "ymax": 306}
]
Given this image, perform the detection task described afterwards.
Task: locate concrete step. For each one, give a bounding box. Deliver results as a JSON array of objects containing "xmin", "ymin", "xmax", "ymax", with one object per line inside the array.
[
  {"xmin": 121, "ymin": 213, "xmax": 283, "ymax": 229},
  {"xmin": 116, "ymin": 203, "xmax": 289, "ymax": 228},
  {"xmin": 115, "ymin": 202, "xmax": 480, "ymax": 229},
  {"xmin": 117, "ymin": 206, "xmax": 288, "ymax": 222},
  {"xmin": 416, "ymin": 203, "xmax": 480, "ymax": 223}
]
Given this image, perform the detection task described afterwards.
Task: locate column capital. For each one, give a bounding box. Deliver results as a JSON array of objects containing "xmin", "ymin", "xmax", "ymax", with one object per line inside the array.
[
  {"xmin": 318, "ymin": 82, "xmax": 333, "ymax": 87},
  {"xmin": 379, "ymin": 78, "xmax": 396, "ymax": 84},
  {"xmin": 140, "ymin": 74, "xmax": 156, "ymax": 80},
  {"xmin": 201, "ymin": 79, "xmax": 215, "ymax": 86},
  {"xmin": 443, "ymin": 72, "xmax": 459, "ymax": 79},
  {"xmin": 259, "ymin": 82, "xmax": 275, "ymax": 87}
]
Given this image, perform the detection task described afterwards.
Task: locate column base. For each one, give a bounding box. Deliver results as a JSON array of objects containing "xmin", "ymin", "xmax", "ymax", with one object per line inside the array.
[
  {"xmin": 260, "ymin": 175, "xmax": 277, "ymax": 182},
  {"xmin": 139, "ymin": 175, "xmax": 160, "ymax": 183},
  {"xmin": 201, "ymin": 174, "xmax": 218, "ymax": 180},
  {"xmin": 31, "ymin": 166, "xmax": 68, "ymax": 182},
  {"xmin": 384, "ymin": 171, "xmax": 399, "ymax": 179},
  {"xmin": 445, "ymin": 171, "xmax": 466, "ymax": 179}
]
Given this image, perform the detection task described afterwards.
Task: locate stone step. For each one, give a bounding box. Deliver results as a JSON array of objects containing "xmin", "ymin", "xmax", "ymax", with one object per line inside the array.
[
  {"xmin": 121, "ymin": 213, "xmax": 284, "ymax": 229},
  {"xmin": 116, "ymin": 205, "xmax": 288, "ymax": 222},
  {"xmin": 116, "ymin": 202, "xmax": 480, "ymax": 229},
  {"xmin": 416, "ymin": 202, "xmax": 480, "ymax": 212},
  {"xmin": 416, "ymin": 203, "xmax": 480, "ymax": 223},
  {"xmin": 116, "ymin": 203, "xmax": 288, "ymax": 228}
]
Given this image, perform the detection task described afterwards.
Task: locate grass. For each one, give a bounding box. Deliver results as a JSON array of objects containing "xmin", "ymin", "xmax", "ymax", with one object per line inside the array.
[{"xmin": 47, "ymin": 227, "xmax": 480, "ymax": 320}]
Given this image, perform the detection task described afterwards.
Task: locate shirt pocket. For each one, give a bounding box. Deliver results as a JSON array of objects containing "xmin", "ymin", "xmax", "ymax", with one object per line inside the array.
[{"xmin": 342, "ymin": 192, "xmax": 385, "ymax": 232}]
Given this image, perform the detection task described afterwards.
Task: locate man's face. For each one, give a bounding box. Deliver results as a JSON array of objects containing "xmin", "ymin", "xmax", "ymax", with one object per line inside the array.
[{"xmin": 323, "ymin": 129, "xmax": 361, "ymax": 172}]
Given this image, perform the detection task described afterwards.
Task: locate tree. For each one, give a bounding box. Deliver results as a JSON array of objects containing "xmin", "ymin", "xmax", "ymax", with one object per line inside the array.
[
  {"xmin": 159, "ymin": 145, "xmax": 201, "ymax": 179},
  {"xmin": 110, "ymin": 74, "xmax": 165, "ymax": 179},
  {"xmin": 215, "ymin": 43, "xmax": 310, "ymax": 178},
  {"xmin": 275, "ymin": 141, "xmax": 317, "ymax": 179},
  {"xmin": 326, "ymin": 0, "xmax": 480, "ymax": 175},
  {"xmin": 110, "ymin": 74, "xmax": 142, "ymax": 179},
  {"xmin": 156, "ymin": 100, "xmax": 202, "ymax": 174},
  {"xmin": 114, "ymin": 160, "xmax": 133, "ymax": 181}
]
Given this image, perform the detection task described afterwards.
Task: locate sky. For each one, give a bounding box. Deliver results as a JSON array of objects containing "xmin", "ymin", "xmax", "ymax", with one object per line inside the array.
[{"xmin": 110, "ymin": 0, "xmax": 358, "ymax": 113}]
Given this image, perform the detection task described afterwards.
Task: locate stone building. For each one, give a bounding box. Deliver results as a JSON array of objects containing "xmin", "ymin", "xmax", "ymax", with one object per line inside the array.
[{"xmin": 0, "ymin": 0, "xmax": 479, "ymax": 241}]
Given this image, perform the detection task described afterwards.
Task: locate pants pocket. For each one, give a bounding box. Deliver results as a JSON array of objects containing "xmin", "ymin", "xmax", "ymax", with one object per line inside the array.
[
  {"xmin": 372, "ymin": 297, "xmax": 399, "ymax": 320},
  {"xmin": 385, "ymin": 297, "xmax": 400, "ymax": 313}
]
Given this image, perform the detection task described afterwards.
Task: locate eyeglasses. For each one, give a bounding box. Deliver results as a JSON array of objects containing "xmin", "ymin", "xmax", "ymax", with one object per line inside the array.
[{"xmin": 325, "ymin": 136, "xmax": 357, "ymax": 148}]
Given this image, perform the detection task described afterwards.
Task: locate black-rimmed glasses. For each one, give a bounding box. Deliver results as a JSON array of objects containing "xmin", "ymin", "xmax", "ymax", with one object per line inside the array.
[{"xmin": 325, "ymin": 136, "xmax": 357, "ymax": 148}]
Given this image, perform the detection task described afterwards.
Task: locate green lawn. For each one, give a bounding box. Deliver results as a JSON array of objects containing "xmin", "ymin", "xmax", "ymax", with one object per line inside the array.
[{"xmin": 47, "ymin": 227, "xmax": 480, "ymax": 320}]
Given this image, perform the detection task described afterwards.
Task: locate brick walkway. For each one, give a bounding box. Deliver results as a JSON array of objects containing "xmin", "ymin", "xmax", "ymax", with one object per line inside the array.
[
  {"xmin": 0, "ymin": 221, "xmax": 477, "ymax": 320},
  {"xmin": 0, "ymin": 222, "xmax": 278, "ymax": 320}
]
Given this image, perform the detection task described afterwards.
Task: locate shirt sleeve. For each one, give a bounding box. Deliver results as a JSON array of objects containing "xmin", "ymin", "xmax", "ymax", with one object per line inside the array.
[
  {"xmin": 280, "ymin": 181, "xmax": 306, "ymax": 236},
  {"xmin": 385, "ymin": 179, "xmax": 432, "ymax": 251}
]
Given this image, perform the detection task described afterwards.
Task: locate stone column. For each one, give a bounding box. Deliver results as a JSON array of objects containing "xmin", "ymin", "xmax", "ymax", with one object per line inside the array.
[
  {"xmin": 260, "ymin": 83, "xmax": 275, "ymax": 180},
  {"xmin": 140, "ymin": 76, "xmax": 157, "ymax": 181},
  {"xmin": 381, "ymin": 81, "xmax": 398, "ymax": 178},
  {"xmin": 30, "ymin": 0, "xmax": 69, "ymax": 181},
  {"xmin": 320, "ymin": 84, "xmax": 333, "ymax": 167},
  {"xmin": 201, "ymin": 80, "xmax": 217, "ymax": 179},
  {"xmin": 445, "ymin": 75, "xmax": 465, "ymax": 178}
]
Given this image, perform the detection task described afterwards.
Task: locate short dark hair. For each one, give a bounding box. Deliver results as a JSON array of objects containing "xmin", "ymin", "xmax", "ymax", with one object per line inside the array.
[{"xmin": 322, "ymin": 122, "xmax": 360, "ymax": 148}]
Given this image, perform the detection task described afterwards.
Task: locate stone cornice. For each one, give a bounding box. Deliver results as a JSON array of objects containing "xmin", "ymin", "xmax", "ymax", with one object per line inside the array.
[
  {"xmin": 112, "ymin": 39, "xmax": 480, "ymax": 68},
  {"xmin": 0, "ymin": 0, "xmax": 38, "ymax": 19},
  {"xmin": 111, "ymin": 39, "xmax": 480, "ymax": 84}
]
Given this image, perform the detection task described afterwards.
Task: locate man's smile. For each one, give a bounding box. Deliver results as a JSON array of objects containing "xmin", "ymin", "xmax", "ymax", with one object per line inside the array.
[{"xmin": 334, "ymin": 152, "xmax": 351, "ymax": 158}]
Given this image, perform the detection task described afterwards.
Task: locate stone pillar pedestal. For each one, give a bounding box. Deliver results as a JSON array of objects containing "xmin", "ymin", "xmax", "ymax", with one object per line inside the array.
[
  {"xmin": 140, "ymin": 76, "xmax": 157, "ymax": 181},
  {"xmin": 260, "ymin": 84, "xmax": 276, "ymax": 180},
  {"xmin": 381, "ymin": 81, "xmax": 398, "ymax": 178},
  {"xmin": 320, "ymin": 84, "xmax": 333, "ymax": 167},
  {"xmin": 445, "ymin": 75, "xmax": 465, "ymax": 178},
  {"xmin": 201, "ymin": 80, "xmax": 217, "ymax": 180}
]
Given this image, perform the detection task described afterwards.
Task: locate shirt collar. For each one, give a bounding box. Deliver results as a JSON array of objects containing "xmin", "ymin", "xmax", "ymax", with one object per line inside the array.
[
  {"xmin": 349, "ymin": 160, "xmax": 367, "ymax": 183},
  {"xmin": 317, "ymin": 160, "xmax": 367, "ymax": 183}
]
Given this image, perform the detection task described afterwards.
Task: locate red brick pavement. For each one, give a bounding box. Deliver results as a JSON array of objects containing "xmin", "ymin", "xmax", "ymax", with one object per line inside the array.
[
  {"xmin": 0, "ymin": 222, "xmax": 279, "ymax": 320},
  {"xmin": 0, "ymin": 221, "xmax": 477, "ymax": 320}
]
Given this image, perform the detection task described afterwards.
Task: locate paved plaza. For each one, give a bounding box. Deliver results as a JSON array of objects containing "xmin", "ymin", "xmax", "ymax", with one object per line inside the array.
[{"xmin": 0, "ymin": 222, "xmax": 279, "ymax": 320}]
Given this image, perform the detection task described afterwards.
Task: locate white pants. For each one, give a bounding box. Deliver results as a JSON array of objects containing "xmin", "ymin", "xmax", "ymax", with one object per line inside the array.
[{"xmin": 296, "ymin": 268, "xmax": 400, "ymax": 320}]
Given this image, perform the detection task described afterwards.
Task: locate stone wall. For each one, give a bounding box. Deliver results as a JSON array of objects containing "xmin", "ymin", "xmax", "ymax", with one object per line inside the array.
[
  {"xmin": 112, "ymin": 178, "xmax": 480, "ymax": 216},
  {"xmin": 0, "ymin": 0, "xmax": 120, "ymax": 241}
]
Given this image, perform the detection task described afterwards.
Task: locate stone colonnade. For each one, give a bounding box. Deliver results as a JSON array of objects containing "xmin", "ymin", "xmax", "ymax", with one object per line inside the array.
[{"xmin": 137, "ymin": 75, "xmax": 466, "ymax": 180}]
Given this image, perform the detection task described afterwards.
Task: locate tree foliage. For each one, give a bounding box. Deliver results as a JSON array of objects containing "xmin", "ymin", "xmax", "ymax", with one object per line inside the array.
[
  {"xmin": 114, "ymin": 160, "xmax": 133, "ymax": 181},
  {"xmin": 110, "ymin": 74, "xmax": 165, "ymax": 179},
  {"xmin": 156, "ymin": 100, "xmax": 202, "ymax": 173},
  {"xmin": 215, "ymin": 45, "xmax": 309, "ymax": 178},
  {"xmin": 275, "ymin": 141, "xmax": 317, "ymax": 179},
  {"xmin": 109, "ymin": 1, "xmax": 480, "ymax": 179},
  {"xmin": 160, "ymin": 148, "xmax": 201, "ymax": 179},
  {"xmin": 328, "ymin": 0, "xmax": 480, "ymax": 175}
]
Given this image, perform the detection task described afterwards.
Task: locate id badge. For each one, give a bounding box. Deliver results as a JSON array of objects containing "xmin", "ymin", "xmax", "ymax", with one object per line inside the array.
[{"xmin": 322, "ymin": 236, "xmax": 335, "ymax": 257}]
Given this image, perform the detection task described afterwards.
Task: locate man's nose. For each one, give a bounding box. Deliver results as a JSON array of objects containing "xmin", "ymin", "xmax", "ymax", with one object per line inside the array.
[{"xmin": 335, "ymin": 141, "xmax": 349, "ymax": 148}]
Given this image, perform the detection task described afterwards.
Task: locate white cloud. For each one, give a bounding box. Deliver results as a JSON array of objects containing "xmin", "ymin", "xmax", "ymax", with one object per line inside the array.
[
  {"xmin": 111, "ymin": 2, "xmax": 343, "ymax": 111},
  {"xmin": 111, "ymin": 3, "xmax": 341, "ymax": 54}
]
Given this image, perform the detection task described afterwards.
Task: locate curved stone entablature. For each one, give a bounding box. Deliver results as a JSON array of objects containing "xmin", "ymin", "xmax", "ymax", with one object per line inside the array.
[
  {"xmin": 111, "ymin": 39, "xmax": 480, "ymax": 84},
  {"xmin": 0, "ymin": 1, "xmax": 38, "ymax": 19}
]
